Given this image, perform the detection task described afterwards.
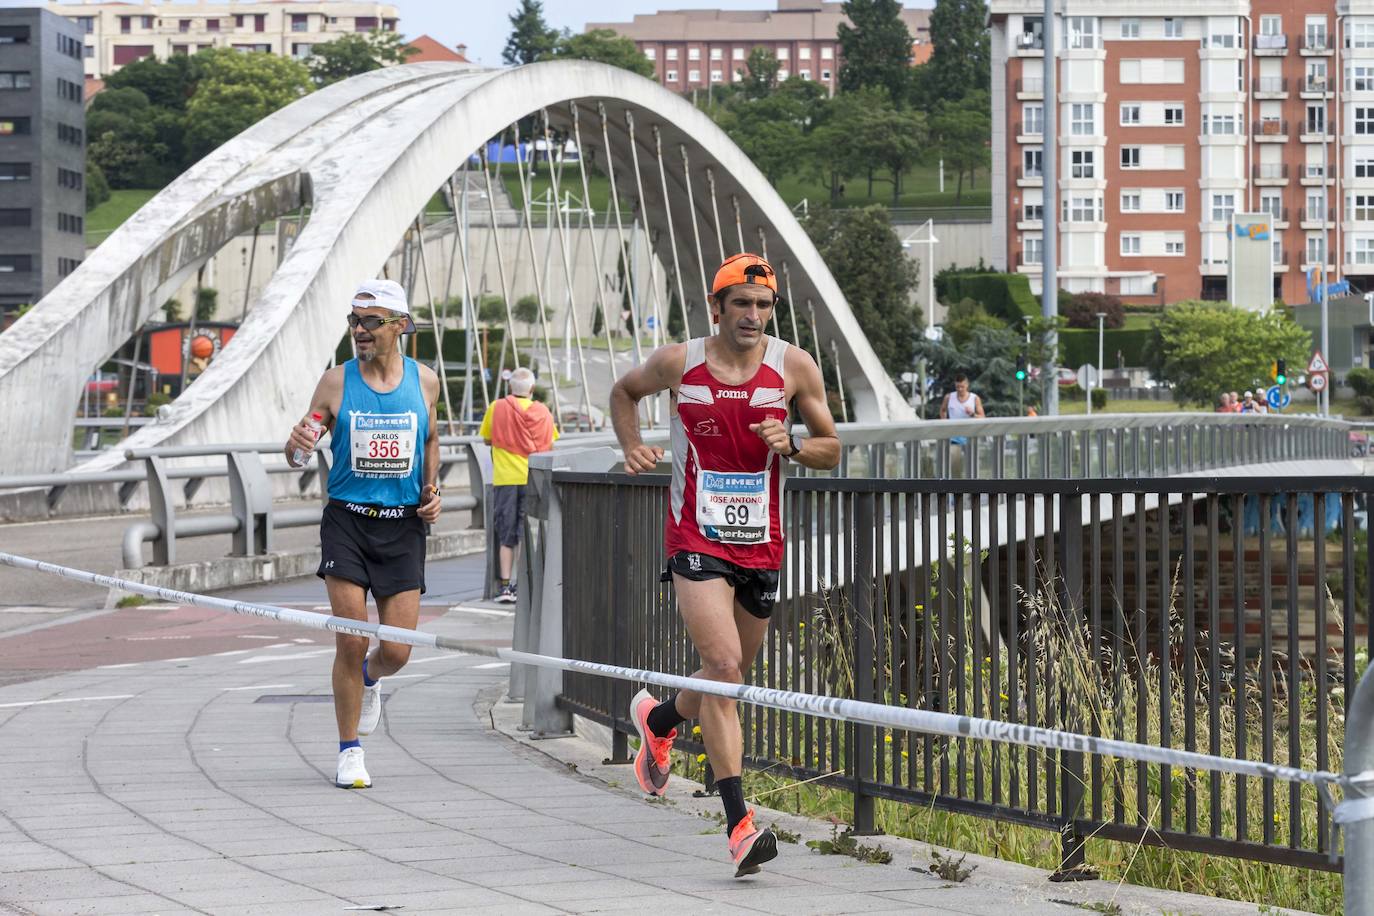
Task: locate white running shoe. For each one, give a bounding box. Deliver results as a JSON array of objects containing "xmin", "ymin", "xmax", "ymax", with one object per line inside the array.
[
  {"xmin": 358, "ymin": 680, "xmax": 382, "ymax": 736},
  {"xmin": 335, "ymin": 747, "xmax": 371, "ymax": 789}
]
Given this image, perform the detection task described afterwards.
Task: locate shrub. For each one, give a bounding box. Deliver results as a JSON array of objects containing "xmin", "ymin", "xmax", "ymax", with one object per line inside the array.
[
  {"xmin": 1063, "ymin": 292, "xmax": 1125, "ymax": 330},
  {"xmin": 938, "ymin": 273, "xmax": 1038, "ymax": 325},
  {"xmin": 1347, "ymin": 367, "xmax": 1374, "ymax": 400},
  {"xmin": 1091, "ymin": 387, "xmax": 1108, "ymax": 410}
]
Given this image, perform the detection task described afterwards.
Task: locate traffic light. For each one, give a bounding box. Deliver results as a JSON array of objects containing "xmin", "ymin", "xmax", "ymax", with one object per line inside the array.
[
  {"xmin": 1015, "ymin": 353, "xmax": 1028, "ymax": 381},
  {"xmin": 1275, "ymin": 359, "xmax": 1287, "ymax": 385}
]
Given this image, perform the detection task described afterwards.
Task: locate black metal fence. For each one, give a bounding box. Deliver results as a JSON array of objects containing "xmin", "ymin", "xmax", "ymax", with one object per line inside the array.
[{"xmin": 556, "ymin": 471, "xmax": 1374, "ymax": 872}]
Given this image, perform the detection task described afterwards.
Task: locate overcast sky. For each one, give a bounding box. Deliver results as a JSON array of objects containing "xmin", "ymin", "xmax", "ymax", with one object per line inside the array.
[{"xmin": 1, "ymin": 1, "xmax": 933, "ymax": 66}]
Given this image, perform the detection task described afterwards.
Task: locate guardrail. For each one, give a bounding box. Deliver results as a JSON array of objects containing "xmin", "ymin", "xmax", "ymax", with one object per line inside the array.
[{"xmin": 528, "ymin": 451, "xmax": 1373, "ymax": 875}]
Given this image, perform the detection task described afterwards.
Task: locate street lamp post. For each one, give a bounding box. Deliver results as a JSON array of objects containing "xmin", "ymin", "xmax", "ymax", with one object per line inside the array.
[
  {"xmin": 1095, "ymin": 311, "xmax": 1106, "ymax": 415},
  {"xmin": 902, "ymin": 221, "xmax": 940, "ymax": 413}
]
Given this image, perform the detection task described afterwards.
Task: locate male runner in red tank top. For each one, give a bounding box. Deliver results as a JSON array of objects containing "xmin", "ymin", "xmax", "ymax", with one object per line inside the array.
[{"xmin": 610, "ymin": 253, "xmax": 840, "ymax": 876}]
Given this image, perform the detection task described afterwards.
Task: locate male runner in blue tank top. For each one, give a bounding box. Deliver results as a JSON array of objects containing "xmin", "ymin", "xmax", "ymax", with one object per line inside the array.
[{"xmin": 285, "ymin": 278, "xmax": 443, "ymax": 789}]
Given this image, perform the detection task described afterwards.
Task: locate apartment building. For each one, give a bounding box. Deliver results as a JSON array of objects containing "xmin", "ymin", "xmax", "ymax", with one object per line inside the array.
[
  {"xmin": 45, "ymin": 1, "xmax": 400, "ymax": 78},
  {"xmin": 989, "ymin": 2, "xmax": 1374, "ymax": 305},
  {"xmin": 0, "ymin": 8, "xmax": 86, "ymax": 314},
  {"xmin": 588, "ymin": 0, "xmax": 931, "ymax": 96}
]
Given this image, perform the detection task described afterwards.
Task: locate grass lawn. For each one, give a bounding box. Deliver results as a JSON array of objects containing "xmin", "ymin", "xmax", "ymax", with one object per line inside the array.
[
  {"xmin": 86, "ymin": 188, "xmax": 158, "ymax": 246},
  {"xmin": 1057, "ymin": 398, "xmax": 1196, "ymax": 415}
]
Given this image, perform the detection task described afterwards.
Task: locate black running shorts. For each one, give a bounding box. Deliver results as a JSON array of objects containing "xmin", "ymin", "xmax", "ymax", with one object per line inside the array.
[
  {"xmin": 317, "ymin": 501, "xmax": 427, "ymax": 597},
  {"xmin": 661, "ymin": 551, "xmax": 780, "ymax": 620}
]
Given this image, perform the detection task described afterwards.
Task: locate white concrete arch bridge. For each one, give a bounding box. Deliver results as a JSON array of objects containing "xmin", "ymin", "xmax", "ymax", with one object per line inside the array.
[{"xmin": 0, "ymin": 60, "xmax": 912, "ymax": 477}]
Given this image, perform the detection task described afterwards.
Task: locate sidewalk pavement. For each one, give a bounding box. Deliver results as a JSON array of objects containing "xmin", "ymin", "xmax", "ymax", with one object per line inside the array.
[{"xmin": 0, "ymin": 558, "xmax": 1307, "ymax": 915}]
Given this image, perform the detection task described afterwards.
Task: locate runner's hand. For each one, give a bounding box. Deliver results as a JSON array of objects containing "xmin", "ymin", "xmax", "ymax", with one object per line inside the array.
[
  {"xmin": 418, "ymin": 484, "xmax": 442, "ymax": 523},
  {"xmin": 623, "ymin": 444, "xmax": 664, "ymax": 475},
  {"xmin": 286, "ymin": 417, "xmax": 321, "ymax": 466},
  {"xmin": 750, "ymin": 419, "xmax": 791, "ymax": 455}
]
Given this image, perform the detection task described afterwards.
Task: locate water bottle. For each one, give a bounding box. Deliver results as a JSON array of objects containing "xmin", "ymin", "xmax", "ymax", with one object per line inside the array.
[{"xmin": 291, "ymin": 412, "xmax": 324, "ymax": 467}]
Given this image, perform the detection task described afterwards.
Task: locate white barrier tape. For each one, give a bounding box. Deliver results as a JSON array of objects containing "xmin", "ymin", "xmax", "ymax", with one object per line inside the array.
[{"xmin": 0, "ymin": 551, "xmax": 1347, "ymax": 793}]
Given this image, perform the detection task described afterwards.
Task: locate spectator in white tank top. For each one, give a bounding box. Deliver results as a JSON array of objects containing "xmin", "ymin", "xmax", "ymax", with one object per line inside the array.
[{"xmin": 939, "ymin": 375, "xmax": 985, "ymax": 421}]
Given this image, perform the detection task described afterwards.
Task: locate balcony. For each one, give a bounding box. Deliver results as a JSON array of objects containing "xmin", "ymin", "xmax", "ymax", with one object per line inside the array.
[
  {"xmin": 1253, "ymin": 76, "xmax": 1288, "ymax": 97},
  {"xmin": 1015, "ymin": 33, "xmax": 1043, "ymax": 54},
  {"xmin": 1201, "ymin": 258, "xmax": 1229, "ymax": 276},
  {"xmin": 1301, "ymin": 122, "xmax": 1335, "ymax": 142},
  {"xmin": 1253, "ymin": 33, "xmax": 1288, "ymax": 55},
  {"xmin": 1301, "ymin": 165, "xmax": 1333, "ymax": 185},
  {"xmin": 1253, "ymin": 118, "xmax": 1288, "ymax": 141},
  {"xmin": 1014, "ymin": 166, "xmax": 1044, "ymax": 185},
  {"xmin": 1253, "ymin": 163, "xmax": 1289, "ymax": 184},
  {"xmin": 1260, "ymin": 207, "xmax": 1289, "ymax": 225},
  {"xmin": 1301, "ymin": 206, "xmax": 1335, "ymax": 227},
  {"xmin": 1014, "ymin": 252, "xmax": 1043, "ymax": 270},
  {"xmin": 1302, "ymin": 33, "xmax": 1334, "ymax": 55},
  {"xmin": 1014, "ymin": 121, "xmax": 1044, "ymax": 141},
  {"xmin": 1015, "ymin": 77, "xmax": 1043, "ymax": 97},
  {"xmin": 1302, "ymin": 76, "xmax": 1334, "ymax": 98}
]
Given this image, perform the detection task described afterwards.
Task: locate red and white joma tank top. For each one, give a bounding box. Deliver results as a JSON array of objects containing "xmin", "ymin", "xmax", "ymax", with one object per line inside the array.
[{"xmin": 665, "ymin": 335, "xmax": 789, "ymax": 570}]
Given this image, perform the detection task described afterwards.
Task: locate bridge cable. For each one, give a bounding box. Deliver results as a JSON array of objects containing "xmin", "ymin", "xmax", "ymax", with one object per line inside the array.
[
  {"xmin": 567, "ymin": 105, "xmax": 620, "ymax": 392},
  {"xmin": 478, "ymin": 141, "xmax": 524, "ymax": 371},
  {"xmin": 678, "ymin": 145, "xmax": 712, "ymax": 334},
  {"xmin": 449, "ymin": 170, "xmax": 490, "ymax": 416},
  {"xmin": 730, "ymin": 195, "xmax": 745, "ymax": 255},
  {"xmin": 705, "ymin": 168, "xmax": 726, "ymax": 265},
  {"xmin": 649, "ymin": 122, "xmax": 693, "ymax": 340}
]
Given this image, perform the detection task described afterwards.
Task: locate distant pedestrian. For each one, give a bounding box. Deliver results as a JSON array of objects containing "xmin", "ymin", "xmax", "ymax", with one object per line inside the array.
[
  {"xmin": 939, "ymin": 375, "xmax": 985, "ymax": 422},
  {"xmin": 479, "ymin": 367, "xmax": 559, "ymax": 603},
  {"xmin": 1229, "ymin": 391, "xmax": 1242, "ymax": 413},
  {"xmin": 1240, "ymin": 390, "xmax": 1261, "ymax": 413},
  {"xmin": 1217, "ymin": 392, "xmax": 1232, "ymax": 412}
]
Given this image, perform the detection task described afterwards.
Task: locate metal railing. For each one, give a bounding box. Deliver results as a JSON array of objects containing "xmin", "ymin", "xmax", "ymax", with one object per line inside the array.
[
  {"xmin": 1254, "ymin": 163, "xmax": 1289, "ymax": 180},
  {"xmin": 1254, "ymin": 76, "xmax": 1288, "ymax": 93},
  {"xmin": 545, "ymin": 464, "xmax": 1373, "ymax": 873}
]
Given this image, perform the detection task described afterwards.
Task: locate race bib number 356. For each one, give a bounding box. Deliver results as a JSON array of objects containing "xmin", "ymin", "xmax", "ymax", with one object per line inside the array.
[
  {"xmin": 351, "ymin": 412, "xmax": 417, "ymax": 477},
  {"xmin": 696, "ymin": 469, "xmax": 769, "ymax": 545}
]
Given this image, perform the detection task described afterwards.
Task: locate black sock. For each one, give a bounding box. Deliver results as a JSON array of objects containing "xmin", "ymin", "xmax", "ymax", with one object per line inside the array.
[
  {"xmin": 646, "ymin": 695, "xmax": 686, "ymax": 738},
  {"xmin": 717, "ymin": 776, "xmax": 748, "ymax": 833}
]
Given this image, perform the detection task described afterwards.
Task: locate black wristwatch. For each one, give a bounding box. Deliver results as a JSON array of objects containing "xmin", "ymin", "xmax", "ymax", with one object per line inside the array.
[{"xmin": 786, "ymin": 435, "xmax": 802, "ymax": 458}]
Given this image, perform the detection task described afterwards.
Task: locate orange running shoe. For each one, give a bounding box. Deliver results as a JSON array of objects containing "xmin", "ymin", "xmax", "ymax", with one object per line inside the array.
[
  {"xmin": 728, "ymin": 810, "xmax": 777, "ymax": 877},
  {"xmin": 629, "ymin": 688, "xmax": 674, "ymax": 796}
]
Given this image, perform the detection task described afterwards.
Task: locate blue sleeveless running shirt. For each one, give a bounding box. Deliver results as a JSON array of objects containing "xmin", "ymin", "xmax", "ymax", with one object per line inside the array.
[{"xmin": 327, "ymin": 358, "xmax": 428, "ymax": 506}]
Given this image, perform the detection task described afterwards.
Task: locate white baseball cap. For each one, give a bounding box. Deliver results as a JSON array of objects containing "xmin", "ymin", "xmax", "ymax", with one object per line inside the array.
[{"xmin": 351, "ymin": 278, "xmax": 415, "ymax": 332}]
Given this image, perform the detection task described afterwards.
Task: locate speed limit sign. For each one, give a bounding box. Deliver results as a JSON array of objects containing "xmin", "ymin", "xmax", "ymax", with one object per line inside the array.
[{"xmin": 1310, "ymin": 373, "xmax": 1328, "ymax": 393}]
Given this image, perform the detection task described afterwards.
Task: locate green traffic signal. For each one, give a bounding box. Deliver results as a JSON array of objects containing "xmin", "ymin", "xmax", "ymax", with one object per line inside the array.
[
  {"xmin": 1015, "ymin": 354, "xmax": 1027, "ymax": 381},
  {"xmin": 1275, "ymin": 358, "xmax": 1287, "ymax": 385}
]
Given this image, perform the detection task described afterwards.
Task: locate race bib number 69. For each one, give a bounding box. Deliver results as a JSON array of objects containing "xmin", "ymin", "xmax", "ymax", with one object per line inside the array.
[{"xmin": 697, "ymin": 469, "xmax": 769, "ymax": 545}]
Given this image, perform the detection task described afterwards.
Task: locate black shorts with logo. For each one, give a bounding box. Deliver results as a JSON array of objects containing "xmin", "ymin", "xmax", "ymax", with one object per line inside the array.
[
  {"xmin": 661, "ymin": 551, "xmax": 780, "ymax": 620},
  {"xmin": 317, "ymin": 501, "xmax": 427, "ymax": 597}
]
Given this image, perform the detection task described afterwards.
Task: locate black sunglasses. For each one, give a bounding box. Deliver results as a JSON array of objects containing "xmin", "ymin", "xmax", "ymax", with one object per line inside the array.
[{"xmin": 347, "ymin": 313, "xmax": 407, "ymax": 331}]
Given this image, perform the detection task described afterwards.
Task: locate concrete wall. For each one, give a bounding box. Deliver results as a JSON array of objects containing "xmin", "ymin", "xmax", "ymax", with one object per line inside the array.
[{"xmin": 898, "ymin": 218, "xmax": 994, "ymax": 326}]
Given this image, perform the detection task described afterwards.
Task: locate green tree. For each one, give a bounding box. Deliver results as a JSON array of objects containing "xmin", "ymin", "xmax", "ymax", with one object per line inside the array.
[
  {"xmin": 714, "ymin": 90, "xmax": 807, "ymax": 187},
  {"xmin": 503, "ymin": 0, "xmax": 558, "ymax": 66},
  {"xmin": 739, "ymin": 46, "xmax": 781, "ymax": 98},
  {"xmin": 837, "ymin": 0, "xmax": 914, "ymax": 102},
  {"xmin": 478, "ymin": 294, "xmax": 508, "ymax": 326},
  {"xmin": 162, "ymin": 298, "xmax": 183, "ymax": 323},
  {"xmin": 194, "ymin": 287, "xmax": 218, "ymax": 322},
  {"xmin": 1144, "ymin": 302, "xmax": 1312, "ymax": 406},
  {"xmin": 102, "ymin": 54, "xmax": 195, "ymax": 111},
  {"xmin": 854, "ymin": 102, "xmax": 926, "ymax": 204},
  {"xmin": 930, "ymin": 90, "xmax": 990, "ymax": 202},
  {"xmin": 85, "ymin": 162, "xmax": 111, "ymax": 210},
  {"xmin": 554, "ymin": 29, "xmax": 655, "ymax": 78},
  {"xmin": 806, "ymin": 90, "xmax": 871, "ymax": 201},
  {"xmin": 308, "ymin": 30, "xmax": 418, "ymax": 86},
  {"xmin": 184, "ymin": 50, "xmax": 312, "ymax": 162},
  {"xmin": 942, "ymin": 297, "xmax": 1007, "ymax": 348},
  {"xmin": 512, "ymin": 294, "xmax": 551, "ymax": 336},
  {"xmin": 924, "ymin": 0, "xmax": 990, "ymax": 103},
  {"xmin": 803, "ymin": 205, "xmax": 921, "ymax": 380},
  {"xmin": 915, "ymin": 325, "xmax": 1039, "ymax": 417}
]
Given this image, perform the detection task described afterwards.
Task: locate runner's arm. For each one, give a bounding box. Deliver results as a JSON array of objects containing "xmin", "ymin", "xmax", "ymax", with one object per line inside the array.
[
  {"xmin": 938, "ymin": 393, "xmax": 949, "ymax": 420},
  {"xmin": 974, "ymin": 395, "xmax": 986, "ymax": 419},
  {"xmin": 418, "ymin": 366, "xmax": 442, "ymax": 522},
  {"xmin": 784, "ymin": 348, "xmax": 840, "ymax": 471},
  {"xmin": 285, "ymin": 368, "xmax": 341, "ymax": 467},
  {"xmin": 610, "ymin": 344, "xmax": 684, "ymax": 474}
]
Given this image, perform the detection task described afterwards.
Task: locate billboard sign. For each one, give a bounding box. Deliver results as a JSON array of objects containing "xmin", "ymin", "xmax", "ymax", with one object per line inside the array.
[{"xmin": 1228, "ymin": 213, "xmax": 1274, "ymax": 310}]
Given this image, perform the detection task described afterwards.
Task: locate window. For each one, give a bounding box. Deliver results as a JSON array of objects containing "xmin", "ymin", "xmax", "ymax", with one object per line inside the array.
[
  {"xmin": 57, "ymin": 78, "xmax": 81, "ymax": 102},
  {"xmin": 1022, "ymin": 103, "xmax": 1043, "ymax": 134},
  {"xmin": 1308, "ymin": 103, "xmax": 1328, "ymax": 133},
  {"xmin": 688, "ymin": 47, "xmax": 700, "ymax": 61},
  {"xmin": 799, "ymin": 47, "xmax": 811, "ymax": 60},
  {"xmin": 1273, "ymin": 236, "xmax": 1284, "ymax": 265},
  {"xmin": 0, "ymin": 73, "xmax": 31, "ymax": 91},
  {"xmin": 0, "ymin": 255, "xmax": 33, "ymax": 274},
  {"xmin": 140, "ymin": 16, "xmax": 152, "ymax": 28},
  {"xmin": 1306, "ymin": 18, "xmax": 1328, "ymax": 51},
  {"xmin": 711, "ymin": 70, "xmax": 722, "ymax": 82},
  {"xmin": 1358, "ymin": 108, "xmax": 1374, "ymax": 135},
  {"xmin": 234, "ymin": 14, "xmax": 245, "ymax": 28},
  {"xmin": 57, "ymin": 212, "xmax": 82, "ymax": 234},
  {"xmin": 1207, "ymin": 114, "xmax": 1238, "ymax": 135},
  {"xmin": 644, "ymin": 47, "xmax": 655, "ymax": 60},
  {"xmin": 711, "ymin": 48, "xmax": 722, "ymax": 60},
  {"xmin": 733, "ymin": 48, "xmax": 745, "ymax": 60},
  {"xmin": 1354, "ymin": 238, "xmax": 1374, "ymax": 264},
  {"xmin": 1358, "ymin": 156, "xmax": 1374, "ymax": 178},
  {"xmin": 1165, "ymin": 191, "xmax": 1185, "ymax": 212},
  {"xmin": 1063, "ymin": 194, "xmax": 1103, "ymax": 222},
  {"xmin": 77, "ymin": 17, "xmax": 94, "ymax": 34},
  {"xmin": 292, "ymin": 14, "xmax": 308, "ymax": 32},
  {"xmin": 1071, "ymin": 149, "xmax": 1095, "ymax": 178},
  {"xmin": 1164, "ymin": 105, "xmax": 1184, "ymax": 125},
  {"xmin": 206, "ymin": 18, "xmax": 220, "ymax": 33},
  {"xmin": 799, "ymin": 69, "xmax": 810, "ymax": 80},
  {"xmin": 1067, "ymin": 17, "xmax": 1097, "ymax": 49},
  {"xmin": 666, "ymin": 48, "xmax": 678, "ymax": 61},
  {"xmin": 821, "ymin": 68, "xmax": 833, "ymax": 80},
  {"xmin": 778, "ymin": 68, "xmax": 789, "ymax": 80},
  {"xmin": 83, "ymin": 46, "xmax": 93, "ymax": 59},
  {"xmin": 1023, "ymin": 238, "xmax": 1043, "ymax": 265},
  {"xmin": 58, "ymin": 257, "xmax": 81, "ymax": 277},
  {"xmin": 0, "ymin": 118, "xmax": 31, "ymax": 136},
  {"xmin": 290, "ymin": 43, "xmax": 311, "ymax": 59},
  {"xmin": 1308, "ymin": 234, "xmax": 1327, "ymax": 264},
  {"xmin": 1121, "ymin": 234, "xmax": 1142, "ymax": 255},
  {"xmin": 178, "ymin": 19, "xmax": 191, "ymax": 33},
  {"xmin": 1023, "ymin": 202, "xmax": 1043, "ymax": 222},
  {"xmin": 354, "ymin": 16, "xmax": 377, "ymax": 31},
  {"xmin": 1350, "ymin": 65, "xmax": 1374, "ymax": 92},
  {"xmin": 1260, "ymin": 15, "xmax": 1282, "ymax": 36},
  {"xmin": 58, "ymin": 123, "xmax": 82, "ymax": 145},
  {"xmin": 57, "ymin": 168, "xmax": 82, "ymax": 190},
  {"xmin": 821, "ymin": 46, "xmax": 833, "ymax": 60},
  {"xmin": 776, "ymin": 47, "xmax": 788, "ymax": 60},
  {"xmin": 1163, "ymin": 18, "xmax": 1183, "ymax": 39},
  {"xmin": 1023, "ymin": 147, "xmax": 1043, "ymax": 178},
  {"xmin": 1164, "ymin": 237, "xmax": 1185, "ymax": 255},
  {"xmin": 0, "ymin": 209, "xmax": 31, "ymax": 227},
  {"xmin": 1120, "ymin": 104, "xmax": 1140, "ymax": 125},
  {"xmin": 665, "ymin": 70, "xmax": 678, "ymax": 82},
  {"xmin": 688, "ymin": 69, "xmax": 700, "ymax": 82},
  {"xmin": 1120, "ymin": 146, "xmax": 1141, "ymax": 168},
  {"xmin": 1353, "ymin": 22, "xmax": 1374, "ymax": 49},
  {"xmin": 1071, "ymin": 103, "xmax": 1094, "ymax": 135},
  {"xmin": 1353, "ymin": 195, "xmax": 1374, "ymax": 222},
  {"xmin": 0, "ymin": 26, "xmax": 29, "ymax": 45},
  {"xmin": 1120, "ymin": 190, "xmax": 1141, "ymax": 211},
  {"xmin": 119, "ymin": 16, "xmax": 130, "ymax": 34},
  {"xmin": 0, "ymin": 163, "xmax": 31, "ymax": 181},
  {"xmin": 1212, "ymin": 193, "xmax": 1235, "ymax": 223},
  {"xmin": 57, "ymin": 34, "xmax": 80, "ymax": 59},
  {"xmin": 1120, "ymin": 18, "xmax": 1139, "ymax": 39}
]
